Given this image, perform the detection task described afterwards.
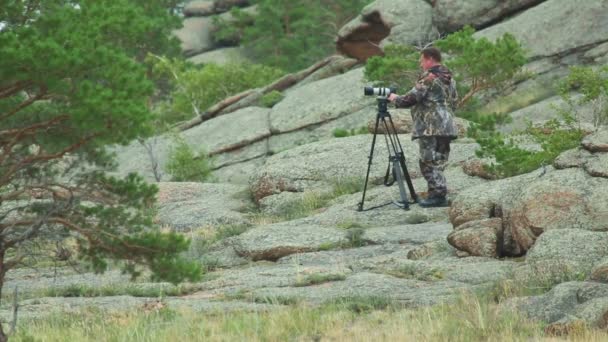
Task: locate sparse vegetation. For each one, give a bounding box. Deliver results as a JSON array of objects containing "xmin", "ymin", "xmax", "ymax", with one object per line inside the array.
[
  {"xmin": 332, "ymin": 127, "xmax": 369, "ymax": 138},
  {"xmin": 17, "ymin": 289, "xmax": 608, "ymax": 342},
  {"xmin": 294, "ymin": 273, "xmax": 347, "ymax": 287},
  {"xmin": 260, "ymin": 90, "xmax": 284, "ymax": 108},
  {"xmin": 164, "ymin": 135, "xmax": 214, "ymax": 182}
]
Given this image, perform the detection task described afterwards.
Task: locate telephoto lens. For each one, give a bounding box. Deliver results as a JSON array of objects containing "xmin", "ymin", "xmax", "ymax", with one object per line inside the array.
[{"xmin": 363, "ymin": 86, "xmax": 397, "ymax": 97}]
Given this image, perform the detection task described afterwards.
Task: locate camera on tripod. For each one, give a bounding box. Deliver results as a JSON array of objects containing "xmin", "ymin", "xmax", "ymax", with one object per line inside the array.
[{"xmin": 363, "ymin": 86, "xmax": 397, "ymax": 98}]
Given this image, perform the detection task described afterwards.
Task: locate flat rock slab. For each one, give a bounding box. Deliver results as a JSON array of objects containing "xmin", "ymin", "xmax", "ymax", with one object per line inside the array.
[
  {"xmin": 251, "ymin": 272, "xmax": 471, "ymax": 307},
  {"xmin": 234, "ymin": 224, "xmax": 348, "ymax": 261},
  {"xmin": 173, "ymin": 17, "xmax": 215, "ymax": 56},
  {"xmin": 475, "ymin": 0, "xmax": 608, "ymax": 59},
  {"xmin": 156, "ymin": 182, "xmax": 252, "ymax": 231},
  {"xmin": 269, "ymin": 68, "xmax": 369, "ymax": 133},
  {"xmin": 362, "ymin": 223, "xmax": 453, "ymax": 245}
]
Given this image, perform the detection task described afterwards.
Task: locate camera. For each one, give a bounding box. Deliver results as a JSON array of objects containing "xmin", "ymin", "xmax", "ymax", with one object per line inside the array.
[{"xmin": 364, "ymin": 86, "xmax": 397, "ymax": 97}]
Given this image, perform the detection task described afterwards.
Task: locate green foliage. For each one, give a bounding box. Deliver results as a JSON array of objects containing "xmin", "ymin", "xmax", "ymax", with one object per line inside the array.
[
  {"xmin": 211, "ymin": 6, "xmax": 256, "ymax": 46},
  {"xmin": 165, "ymin": 135, "xmax": 214, "ymax": 182},
  {"xmin": 0, "ymin": 1, "xmax": 201, "ymax": 316},
  {"xmin": 241, "ymin": 0, "xmax": 372, "ymax": 72},
  {"xmin": 364, "ymin": 44, "xmax": 420, "ymax": 90},
  {"xmin": 149, "ymin": 56, "xmax": 285, "ymax": 125},
  {"xmin": 472, "ymin": 119, "xmax": 585, "ymax": 178},
  {"xmin": 435, "ymin": 26, "xmax": 527, "ymax": 108},
  {"xmin": 332, "ymin": 127, "xmax": 369, "ymax": 138},
  {"xmin": 260, "ymin": 90, "xmax": 285, "ymax": 108},
  {"xmin": 365, "ymin": 26, "xmax": 527, "ymax": 110},
  {"xmin": 559, "ymin": 65, "xmax": 608, "ymax": 127}
]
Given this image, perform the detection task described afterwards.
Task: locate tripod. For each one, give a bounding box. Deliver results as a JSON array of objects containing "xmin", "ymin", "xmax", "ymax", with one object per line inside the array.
[{"xmin": 357, "ymin": 97, "xmax": 418, "ymax": 211}]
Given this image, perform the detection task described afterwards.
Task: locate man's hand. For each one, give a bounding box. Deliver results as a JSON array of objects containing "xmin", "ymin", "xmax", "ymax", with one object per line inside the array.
[{"xmin": 388, "ymin": 93, "xmax": 398, "ymax": 102}]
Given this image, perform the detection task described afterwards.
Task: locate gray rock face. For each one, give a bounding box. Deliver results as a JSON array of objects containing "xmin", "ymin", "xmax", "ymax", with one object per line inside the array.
[
  {"xmin": 269, "ymin": 68, "xmax": 369, "ymax": 134},
  {"xmin": 251, "ymin": 133, "xmax": 482, "ymax": 202},
  {"xmin": 447, "ymin": 218, "xmax": 502, "ymax": 257},
  {"xmin": 187, "ymin": 47, "xmax": 250, "ymax": 65},
  {"xmin": 173, "ymin": 17, "xmax": 215, "ymax": 56},
  {"xmin": 526, "ymin": 229, "xmax": 608, "ymax": 272},
  {"xmin": 432, "ymin": 0, "xmax": 545, "ymax": 33},
  {"xmin": 449, "ymin": 166, "xmax": 608, "ymax": 257},
  {"xmin": 156, "ymin": 182, "xmax": 252, "ymax": 231},
  {"xmin": 475, "ymin": 0, "xmax": 608, "ymax": 59},
  {"xmin": 583, "ymin": 130, "xmax": 608, "ymax": 152},
  {"xmin": 505, "ymin": 282, "xmax": 608, "ymax": 329},
  {"xmin": 112, "ymin": 107, "xmax": 271, "ymax": 182},
  {"xmin": 336, "ymin": 0, "xmax": 433, "ymax": 61},
  {"xmin": 183, "ymin": 0, "xmax": 215, "ymax": 17},
  {"xmin": 234, "ymin": 224, "xmax": 348, "ymax": 261}
]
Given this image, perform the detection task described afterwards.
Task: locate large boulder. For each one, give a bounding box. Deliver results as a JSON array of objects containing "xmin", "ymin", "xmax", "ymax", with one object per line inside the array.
[
  {"xmin": 475, "ymin": 0, "xmax": 608, "ymax": 59},
  {"xmin": 448, "ymin": 154, "xmax": 608, "ymax": 257},
  {"xmin": 432, "ymin": 0, "xmax": 545, "ymax": 33},
  {"xmin": 183, "ymin": 0, "xmax": 215, "ymax": 17},
  {"xmin": 173, "ymin": 17, "xmax": 215, "ymax": 57},
  {"xmin": 336, "ymin": 0, "xmax": 433, "ymax": 61}
]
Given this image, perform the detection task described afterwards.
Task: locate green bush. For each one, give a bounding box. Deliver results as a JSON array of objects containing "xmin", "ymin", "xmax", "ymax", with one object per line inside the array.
[
  {"xmin": 473, "ymin": 119, "xmax": 585, "ymax": 178},
  {"xmin": 211, "ymin": 7, "xmax": 255, "ymax": 46},
  {"xmin": 332, "ymin": 127, "xmax": 368, "ymax": 138},
  {"xmin": 149, "ymin": 56, "xmax": 285, "ymax": 125},
  {"xmin": 260, "ymin": 90, "xmax": 284, "ymax": 108},
  {"xmin": 165, "ymin": 136, "xmax": 214, "ymax": 182},
  {"xmin": 559, "ymin": 65, "xmax": 608, "ymax": 127},
  {"xmin": 364, "ymin": 44, "xmax": 420, "ymax": 91}
]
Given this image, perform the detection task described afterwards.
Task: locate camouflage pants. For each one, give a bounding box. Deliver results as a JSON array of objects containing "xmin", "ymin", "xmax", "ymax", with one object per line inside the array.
[{"xmin": 418, "ymin": 136, "xmax": 451, "ymax": 198}]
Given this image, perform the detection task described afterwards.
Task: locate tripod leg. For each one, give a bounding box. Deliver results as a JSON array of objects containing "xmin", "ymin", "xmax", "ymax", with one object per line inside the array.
[
  {"xmin": 358, "ymin": 114, "xmax": 381, "ymax": 211},
  {"xmin": 392, "ymin": 158, "xmax": 410, "ymax": 210},
  {"xmin": 386, "ymin": 115, "xmax": 419, "ymax": 203}
]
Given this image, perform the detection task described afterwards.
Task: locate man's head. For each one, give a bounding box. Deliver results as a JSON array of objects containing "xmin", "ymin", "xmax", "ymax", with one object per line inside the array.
[{"xmin": 419, "ymin": 47, "xmax": 442, "ymax": 70}]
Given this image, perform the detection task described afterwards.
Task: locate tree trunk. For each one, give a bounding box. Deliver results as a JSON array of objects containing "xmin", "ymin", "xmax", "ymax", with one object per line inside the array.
[{"xmin": 0, "ymin": 250, "xmax": 7, "ymax": 342}]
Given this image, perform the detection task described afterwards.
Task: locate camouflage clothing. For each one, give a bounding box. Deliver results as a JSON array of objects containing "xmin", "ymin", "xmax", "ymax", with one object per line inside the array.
[
  {"xmin": 394, "ymin": 64, "xmax": 458, "ymax": 198},
  {"xmin": 418, "ymin": 136, "xmax": 450, "ymax": 198},
  {"xmin": 394, "ymin": 65, "xmax": 459, "ymax": 140}
]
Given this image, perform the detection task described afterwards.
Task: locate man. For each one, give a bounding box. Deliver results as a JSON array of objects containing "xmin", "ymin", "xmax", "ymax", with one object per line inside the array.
[{"xmin": 388, "ymin": 47, "xmax": 459, "ymax": 208}]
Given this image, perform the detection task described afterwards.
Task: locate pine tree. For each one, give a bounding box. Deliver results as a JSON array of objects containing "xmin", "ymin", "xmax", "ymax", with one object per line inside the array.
[{"xmin": 0, "ymin": 2, "xmax": 199, "ymax": 339}]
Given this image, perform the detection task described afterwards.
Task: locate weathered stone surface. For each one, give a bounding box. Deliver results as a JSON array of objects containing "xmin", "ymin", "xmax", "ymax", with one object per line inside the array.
[
  {"xmin": 269, "ymin": 68, "xmax": 369, "ymax": 133},
  {"xmin": 251, "ymin": 272, "xmax": 468, "ymax": 306},
  {"xmin": 363, "ymin": 222, "xmax": 452, "ymax": 245},
  {"xmin": 187, "ymin": 47, "xmax": 250, "ymax": 65},
  {"xmin": 112, "ymin": 106, "xmax": 271, "ymax": 182},
  {"xmin": 505, "ymin": 282, "xmax": 608, "ymax": 329},
  {"xmin": 252, "ymin": 133, "xmax": 482, "ymax": 202},
  {"xmin": 432, "ymin": 0, "xmax": 545, "ymax": 33},
  {"xmin": 173, "ymin": 17, "xmax": 215, "ymax": 56},
  {"xmin": 234, "ymin": 224, "xmax": 348, "ymax": 261},
  {"xmin": 213, "ymin": 156, "xmax": 267, "ymax": 184},
  {"xmin": 336, "ymin": 0, "xmax": 433, "ymax": 61},
  {"xmin": 183, "ymin": 0, "xmax": 215, "ymax": 17},
  {"xmin": 498, "ymin": 95, "xmax": 597, "ymax": 134},
  {"xmin": 156, "ymin": 182, "xmax": 252, "ymax": 231},
  {"xmin": 461, "ymin": 158, "xmax": 498, "ymax": 180},
  {"xmin": 475, "ymin": 0, "xmax": 608, "ymax": 59},
  {"xmin": 590, "ymin": 258, "xmax": 608, "ymax": 283},
  {"xmin": 526, "ymin": 229, "xmax": 608, "ymax": 272},
  {"xmin": 583, "ymin": 129, "xmax": 608, "ymax": 153},
  {"xmin": 447, "ymin": 218, "xmax": 502, "ymax": 257},
  {"xmin": 450, "ymin": 167, "xmax": 608, "ymax": 256},
  {"xmin": 584, "ymin": 153, "xmax": 608, "ymax": 178},
  {"xmin": 554, "ymin": 148, "xmax": 594, "ymax": 169}
]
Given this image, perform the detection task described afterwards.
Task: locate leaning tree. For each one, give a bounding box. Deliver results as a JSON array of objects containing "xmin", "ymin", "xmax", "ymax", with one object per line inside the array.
[{"xmin": 0, "ymin": 1, "xmax": 200, "ymax": 339}]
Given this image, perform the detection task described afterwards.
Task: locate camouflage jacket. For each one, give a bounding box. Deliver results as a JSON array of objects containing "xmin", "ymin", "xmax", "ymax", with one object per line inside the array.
[{"xmin": 394, "ymin": 65, "xmax": 459, "ymax": 140}]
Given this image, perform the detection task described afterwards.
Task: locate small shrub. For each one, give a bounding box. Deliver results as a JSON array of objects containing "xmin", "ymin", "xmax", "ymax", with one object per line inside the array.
[
  {"xmin": 165, "ymin": 136, "xmax": 213, "ymax": 182},
  {"xmin": 332, "ymin": 127, "xmax": 368, "ymax": 138},
  {"xmin": 260, "ymin": 90, "xmax": 284, "ymax": 107},
  {"xmin": 294, "ymin": 273, "xmax": 347, "ymax": 287},
  {"xmin": 559, "ymin": 65, "xmax": 608, "ymax": 127}
]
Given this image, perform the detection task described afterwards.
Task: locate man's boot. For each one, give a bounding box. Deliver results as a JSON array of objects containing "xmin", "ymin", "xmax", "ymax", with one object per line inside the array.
[{"xmin": 419, "ymin": 194, "xmax": 448, "ymax": 208}]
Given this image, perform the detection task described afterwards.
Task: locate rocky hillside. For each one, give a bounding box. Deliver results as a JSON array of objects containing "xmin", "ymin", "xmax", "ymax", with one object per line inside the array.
[{"xmin": 8, "ymin": 0, "xmax": 608, "ymax": 333}]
